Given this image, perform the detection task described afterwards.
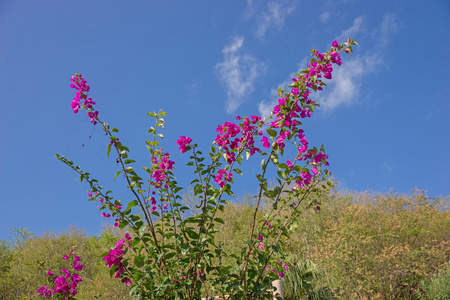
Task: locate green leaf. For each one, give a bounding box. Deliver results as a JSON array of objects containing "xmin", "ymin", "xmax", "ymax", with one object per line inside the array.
[
  {"xmin": 119, "ymin": 220, "xmax": 129, "ymax": 229},
  {"xmin": 233, "ymin": 168, "xmax": 243, "ymax": 175},
  {"xmin": 113, "ymin": 170, "xmax": 121, "ymax": 181},
  {"xmin": 134, "ymin": 255, "xmax": 145, "ymax": 268},
  {"xmin": 131, "ymin": 237, "xmax": 140, "ymax": 247},
  {"xmin": 214, "ymin": 218, "xmax": 224, "ymax": 224},
  {"xmin": 147, "ymin": 112, "xmax": 157, "ymax": 117},
  {"xmin": 127, "ymin": 200, "xmax": 139, "ymax": 210},
  {"xmin": 164, "ymin": 252, "xmax": 176, "ymax": 260},
  {"xmin": 267, "ymin": 128, "xmax": 277, "ymax": 137},
  {"xmin": 138, "ymin": 224, "xmax": 147, "ymax": 237},
  {"xmin": 109, "ymin": 265, "xmax": 119, "ymax": 278},
  {"xmin": 246, "ymin": 150, "xmax": 251, "ymax": 160},
  {"xmin": 194, "ymin": 183, "xmax": 203, "ymax": 195},
  {"xmin": 261, "ymin": 159, "xmax": 265, "ymax": 170},
  {"xmin": 124, "ymin": 159, "xmax": 136, "ymax": 164},
  {"xmin": 112, "ymin": 127, "xmax": 119, "ymax": 133},
  {"xmin": 107, "ymin": 144, "xmax": 112, "ymax": 158}
]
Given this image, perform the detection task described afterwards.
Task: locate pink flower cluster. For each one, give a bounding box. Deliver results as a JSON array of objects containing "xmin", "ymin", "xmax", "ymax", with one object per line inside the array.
[
  {"xmin": 262, "ymin": 261, "xmax": 290, "ymax": 279},
  {"xmin": 151, "ymin": 150, "xmax": 175, "ymax": 188},
  {"xmin": 270, "ymin": 95, "xmax": 309, "ymax": 130},
  {"xmin": 215, "ymin": 116, "xmax": 262, "ymax": 164},
  {"xmin": 214, "ymin": 169, "xmax": 233, "ymax": 188},
  {"xmin": 103, "ymin": 234, "xmax": 133, "ymax": 286},
  {"xmin": 70, "ymin": 74, "xmax": 98, "ymax": 125},
  {"xmin": 176, "ymin": 136, "xmax": 192, "ymax": 153},
  {"xmin": 38, "ymin": 251, "xmax": 83, "ymax": 298},
  {"xmin": 307, "ymin": 40, "xmax": 342, "ymax": 82}
]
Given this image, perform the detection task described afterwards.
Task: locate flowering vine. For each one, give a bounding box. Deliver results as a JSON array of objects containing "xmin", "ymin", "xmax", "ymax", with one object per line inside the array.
[{"xmin": 54, "ymin": 37, "xmax": 358, "ymax": 299}]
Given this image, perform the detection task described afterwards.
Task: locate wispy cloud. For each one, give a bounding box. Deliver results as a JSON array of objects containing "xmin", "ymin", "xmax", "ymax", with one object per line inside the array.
[
  {"xmin": 216, "ymin": 36, "xmax": 266, "ymax": 114},
  {"xmin": 336, "ymin": 16, "xmax": 365, "ymax": 42},
  {"xmin": 382, "ymin": 162, "xmax": 393, "ymax": 172},
  {"xmin": 376, "ymin": 13, "xmax": 398, "ymax": 48},
  {"xmin": 258, "ymin": 57, "xmax": 307, "ymax": 118},
  {"xmin": 319, "ymin": 14, "xmax": 396, "ymax": 111},
  {"xmin": 254, "ymin": 0, "xmax": 299, "ymax": 38},
  {"xmin": 317, "ymin": 53, "xmax": 382, "ymax": 110},
  {"xmin": 320, "ymin": 11, "xmax": 330, "ymax": 23},
  {"xmin": 258, "ymin": 13, "xmax": 398, "ymax": 115}
]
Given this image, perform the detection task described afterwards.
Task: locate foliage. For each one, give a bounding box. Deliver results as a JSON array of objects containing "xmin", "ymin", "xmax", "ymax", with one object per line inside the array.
[
  {"xmin": 414, "ymin": 261, "xmax": 450, "ymax": 300},
  {"xmin": 0, "ymin": 226, "xmax": 129, "ymax": 300},
  {"xmin": 281, "ymin": 254, "xmax": 336, "ymax": 300},
  {"xmin": 2, "ymin": 188, "xmax": 449, "ymax": 299},
  {"xmin": 305, "ymin": 190, "xmax": 450, "ymax": 299},
  {"xmin": 55, "ymin": 39, "xmax": 358, "ymax": 299}
]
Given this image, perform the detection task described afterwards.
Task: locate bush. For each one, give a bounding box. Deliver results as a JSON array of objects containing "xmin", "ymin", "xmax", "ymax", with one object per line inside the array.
[
  {"xmin": 414, "ymin": 261, "xmax": 450, "ymax": 300},
  {"xmin": 305, "ymin": 190, "xmax": 450, "ymax": 299}
]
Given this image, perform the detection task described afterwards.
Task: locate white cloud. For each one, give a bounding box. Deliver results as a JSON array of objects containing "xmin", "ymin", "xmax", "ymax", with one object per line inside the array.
[
  {"xmin": 258, "ymin": 57, "xmax": 308, "ymax": 118},
  {"xmin": 255, "ymin": 0, "xmax": 299, "ymax": 38},
  {"xmin": 216, "ymin": 36, "xmax": 266, "ymax": 114},
  {"xmin": 336, "ymin": 16, "xmax": 365, "ymax": 43},
  {"xmin": 320, "ymin": 12, "xmax": 330, "ymax": 23},
  {"xmin": 382, "ymin": 162, "xmax": 393, "ymax": 172},
  {"xmin": 258, "ymin": 14, "xmax": 398, "ymax": 114},
  {"xmin": 318, "ymin": 50, "xmax": 386, "ymax": 110},
  {"xmin": 377, "ymin": 13, "xmax": 398, "ymax": 48},
  {"xmin": 319, "ymin": 14, "xmax": 396, "ymax": 111}
]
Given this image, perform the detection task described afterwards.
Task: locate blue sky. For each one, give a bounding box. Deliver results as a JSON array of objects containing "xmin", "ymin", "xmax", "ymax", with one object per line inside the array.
[{"xmin": 1, "ymin": 0, "xmax": 449, "ymax": 240}]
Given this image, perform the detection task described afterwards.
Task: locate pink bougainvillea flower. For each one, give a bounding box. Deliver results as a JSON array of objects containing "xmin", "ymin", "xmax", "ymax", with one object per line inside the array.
[
  {"xmin": 278, "ymin": 272, "xmax": 284, "ymax": 278},
  {"xmin": 71, "ymin": 273, "xmax": 83, "ymax": 285},
  {"xmin": 316, "ymin": 206, "xmax": 321, "ymax": 211},
  {"xmin": 261, "ymin": 136, "xmax": 270, "ymax": 149},
  {"xmin": 286, "ymin": 159, "xmax": 293, "ymax": 170},
  {"xmin": 258, "ymin": 243, "xmax": 264, "ymax": 250},
  {"xmin": 73, "ymin": 264, "xmax": 83, "ymax": 272},
  {"xmin": 38, "ymin": 286, "xmax": 46, "ymax": 295},
  {"xmin": 121, "ymin": 277, "xmax": 132, "ymax": 287},
  {"xmin": 63, "ymin": 255, "xmax": 69, "ymax": 260},
  {"xmin": 176, "ymin": 136, "xmax": 192, "ymax": 153},
  {"xmin": 332, "ymin": 40, "xmax": 339, "ymax": 48},
  {"xmin": 47, "ymin": 270, "xmax": 53, "ymax": 276}
]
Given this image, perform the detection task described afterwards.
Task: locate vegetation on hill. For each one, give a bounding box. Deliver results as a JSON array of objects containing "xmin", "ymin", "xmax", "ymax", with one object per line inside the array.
[{"xmin": 1, "ymin": 189, "xmax": 448, "ymax": 300}]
